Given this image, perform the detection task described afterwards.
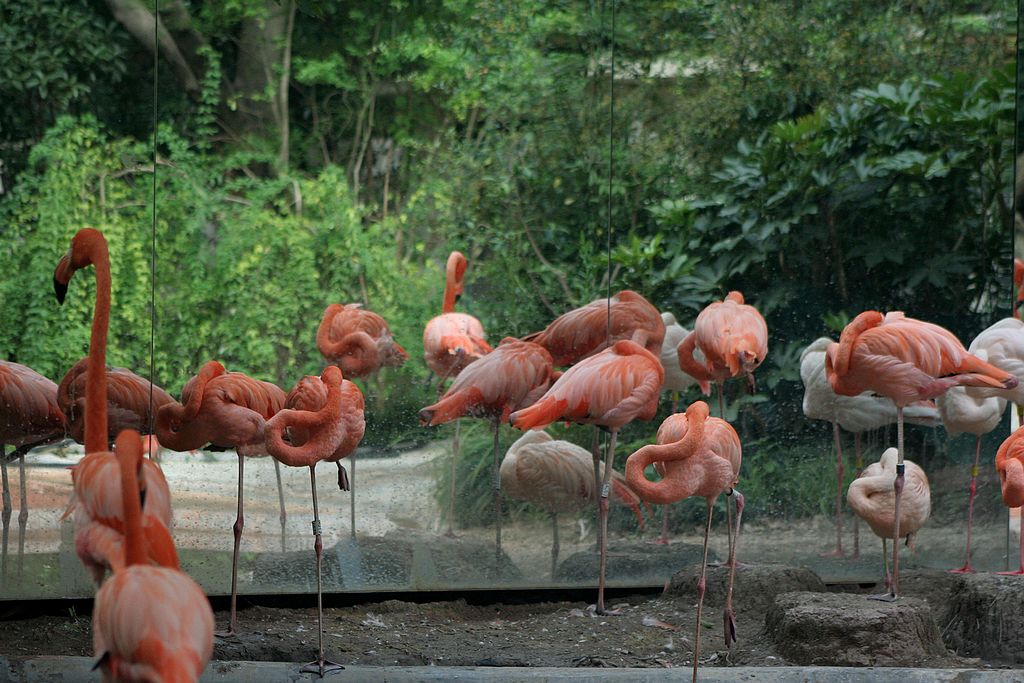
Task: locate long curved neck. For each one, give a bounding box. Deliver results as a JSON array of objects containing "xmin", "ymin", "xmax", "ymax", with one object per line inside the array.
[
  {"xmin": 625, "ymin": 412, "xmax": 706, "ymax": 504},
  {"xmin": 316, "ymin": 305, "xmax": 343, "ymax": 355},
  {"xmin": 442, "ymin": 259, "xmax": 461, "ymax": 314},
  {"xmin": 85, "ymin": 239, "xmax": 111, "ymax": 454},
  {"xmin": 117, "ymin": 432, "xmax": 146, "ymax": 567},
  {"xmin": 266, "ymin": 379, "xmax": 344, "ymax": 461}
]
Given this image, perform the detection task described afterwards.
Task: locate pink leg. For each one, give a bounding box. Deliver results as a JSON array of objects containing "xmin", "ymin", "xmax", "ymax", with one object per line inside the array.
[
  {"xmin": 950, "ymin": 435, "xmax": 982, "ymax": 574},
  {"xmin": 692, "ymin": 498, "xmax": 714, "ymax": 683},
  {"xmin": 596, "ymin": 430, "xmax": 620, "ymax": 616},
  {"xmin": 300, "ymin": 465, "xmax": 344, "ymax": 675},
  {"xmin": 852, "ymin": 433, "xmax": 862, "ymax": 559},
  {"xmin": 1, "ymin": 446, "xmax": 9, "ymax": 584},
  {"xmin": 444, "ymin": 419, "xmax": 461, "ymax": 538},
  {"xmin": 646, "ymin": 504, "xmax": 671, "ymax": 546},
  {"xmin": 871, "ymin": 408, "xmax": 903, "ymax": 602},
  {"xmin": 219, "ymin": 454, "xmax": 245, "ymax": 637},
  {"xmin": 723, "ymin": 488, "xmax": 744, "ymax": 648}
]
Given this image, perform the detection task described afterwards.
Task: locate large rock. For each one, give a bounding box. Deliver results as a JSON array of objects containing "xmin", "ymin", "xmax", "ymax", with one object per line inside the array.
[
  {"xmin": 554, "ymin": 540, "xmax": 710, "ymax": 583},
  {"xmin": 668, "ymin": 562, "xmax": 825, "ymax": 612},
  {"xmin": 765, "ymin": 591, "xmax": 948, "ymax": 666},
  {"xmin": 942, "ymin": 572, "xmax": 1024, "ymax": 663}
]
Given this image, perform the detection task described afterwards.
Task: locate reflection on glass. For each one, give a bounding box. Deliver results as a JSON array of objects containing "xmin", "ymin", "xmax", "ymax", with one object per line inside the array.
[{"xmin": 0, "ymin": 1, "xmax": 1017, "ymax": 601}]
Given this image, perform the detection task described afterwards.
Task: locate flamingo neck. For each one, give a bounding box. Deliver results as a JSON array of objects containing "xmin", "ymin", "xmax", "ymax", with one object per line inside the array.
[
  {"xmin": 85, "ymin": 239, "xmax": 112, "ymax": 454},
  {"xmin": 117, "ymin": 433, "xmax": 146, "ymax": 567},
  {"xmin": 442, "ymin": 275, "xmax": 458, "ymax": 314}
]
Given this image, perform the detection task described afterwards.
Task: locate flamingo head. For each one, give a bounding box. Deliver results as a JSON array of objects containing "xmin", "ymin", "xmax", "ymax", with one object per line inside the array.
[
  {"xmin": 320, "ymin": 365, "xmax": 343, "ymax": 386},
  {"xmin": 54, "ymin": 228, "xmax": 107, "ymax": 304},
  {"xmin": 446, "ymin": 251, "xmax": 468, "ymax": 299}
]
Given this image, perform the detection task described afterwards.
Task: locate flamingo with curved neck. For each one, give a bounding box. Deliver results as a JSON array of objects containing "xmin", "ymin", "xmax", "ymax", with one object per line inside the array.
[
  {"xmin": 996, "ymin": 427, "xmax": 1024, "ymax": 575},
  {"xmin": 92, "ymin": 429, "xmax": 214, "ymax": 681},
  {"xmin": 54, "ymin": 228, "xmax": 176, "ymax": 583},
  {"xmin": 624, "ymin": 400, "xmax": 743, "ymax": 683},
  {"xmin": 265, "ymin": 365, "xmax": 365, "ymax": 676}
]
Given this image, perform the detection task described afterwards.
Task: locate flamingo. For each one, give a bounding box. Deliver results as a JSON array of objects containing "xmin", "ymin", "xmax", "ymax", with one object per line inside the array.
[
  {"xmin": 1014, "ymin": 258, "xmax": 1023, "ymax": 320},
  {"xmin": 154, "ymin": 360, "xmax": 286, "ymax": 636},
  {"xmin": 522, "ymin": 290, "xmax": 666, "ymax": 366},
  {"xmin": 624, "ymin": 400, "xmax": 742, "ymax": 683},
  {"xmin": 0, "ymin": 361, "xmax": 65, "ymax": 581},
  {"xmin": 92, "ymin": 429, "xmax": 214, "ymax": 682},
  {"xmin": 847, "ymin": 448, "xmax": 931, "ymax": 591},
  {"xmin": 509, "ymin": 339, "xmax": 663, "ymax": 614},
  {"xmin": 500, "ymin": 429, "xmax": 644, "ymax": 578},
  {"xmin": 677, "ymin": 291, "xmax": 768, "ymax": 416},
  {"xmin": 419, "ymin": 338, "xmax": 553, "ymax": 563},
  {"xmin": 800, "ymin": 337, "xmax": 941, "ymax": 557},
  {"xmin": 57, "ymin": 357, "xmax": 174, "ymax": 447},
  {"xmin": 265, "ymin": 365, "xmax": 365, "ymax": 675},
  {"xmin": 53, "ymin": 228, "xmax": 178, "ymax": 585},
  {"xmin": 422, "ymin": 251, "xmax": 491, "ymax": 535},
  {"xmin": 649, "ymin": 312, "xmax": 699, "ymax": 545},
  {"xmin": 962, "ymin": 318, "xmax": 1024, "ymax": 418},
  {"xmin": 825, "ymin": 310, "xmax": 1017, "ymax": 599},
  {"xmin": 938, "ymin": 387, "xmax": 1005, "ymax": 572},
  {"xmin": 317, "ymin": 302, "xmax": 407, "ymax": 539},
  {"xmin": 995, "ymin": 426, "xmax": 1024, "ymax": 574}
]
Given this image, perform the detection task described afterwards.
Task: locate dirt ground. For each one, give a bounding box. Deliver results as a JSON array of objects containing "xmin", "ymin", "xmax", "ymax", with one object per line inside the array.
[{"xmin": 0, "ymin": 565, "xmax": 1018, "ymax": 671}]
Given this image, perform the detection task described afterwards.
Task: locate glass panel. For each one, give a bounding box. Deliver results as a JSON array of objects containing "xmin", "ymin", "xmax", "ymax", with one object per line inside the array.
[{"xmin": 0, "ymin": 0, "xmax": 1017, "ymax": 602}]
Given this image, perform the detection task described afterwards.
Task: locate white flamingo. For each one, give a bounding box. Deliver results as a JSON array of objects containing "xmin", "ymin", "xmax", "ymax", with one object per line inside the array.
[{"xmin": 500, "ymin": 430, "xmax": 645, "ymax": 578}]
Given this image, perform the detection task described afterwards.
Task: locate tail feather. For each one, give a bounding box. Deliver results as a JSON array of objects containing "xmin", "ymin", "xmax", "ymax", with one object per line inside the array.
[
  {"xmin": 418, "ymin": 388, "xmax": 482, "ymax": 426},
  {"xmin": 509, "ymin": 397, "xmax": 568, "ymax": 431},
  {"xmin": 440, "ymin": 335, "xmax": 489, "ymax": 359}
]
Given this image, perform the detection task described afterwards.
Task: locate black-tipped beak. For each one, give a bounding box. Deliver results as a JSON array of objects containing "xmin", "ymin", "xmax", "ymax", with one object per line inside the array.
[
  {"xmin": 54, "ymin": 277, "xmax": 67, "ymax": 305},
  {"xmin": 139, "ymin": 488, "xmax": 147, "ymax": 510},
  {"xmin": 417, "ymin": 409, "xmax": 434, "ymax": 426}
]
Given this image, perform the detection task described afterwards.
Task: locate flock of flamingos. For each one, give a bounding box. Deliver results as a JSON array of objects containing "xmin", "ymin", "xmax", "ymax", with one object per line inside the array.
[{"xmin": 3, "ymin": 227, "xmax": 1024, "ymax": 682}]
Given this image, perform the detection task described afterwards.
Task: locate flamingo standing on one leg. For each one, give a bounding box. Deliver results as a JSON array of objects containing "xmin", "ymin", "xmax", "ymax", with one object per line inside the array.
[
  {"xmin": 800, "ymin": 337, "xmax": 941, "ymax": 557},
  {"xmin": 92, "ymin": 430, "xmax": 214, "ymax": 682},
  {"xmin": 825, "ymin": 311, "xmax": 1017, "ymax": 599},
  {"xmin": 996, "ymin": 426, "xmax": 1024, "ymax": 574},
  {"xmin": 154, "ymin": 360, "xmax": 286, "ymax": 636},
  {"xmin": 510, "ymin": 340, "xmax": 663, "ymax": 614},
  {"xmin": 847, "ymin": 448, "xmax": 931, "ymax": 590},
  {"xmin": 0, "ymin": 361, "xmax": 65, "ymax": 581},
  {"xmin": 422, "ymin": 251, "xmax": 491, "ymax": 536},
  {"xmin": 265, "ymin": 366, "xmax": 365, "ymax": 675},
  {"xmin": 419, "ymin": 338, "xmax": 553, "ymax": 565},
  {"xmin": 624, "ymin": 400, "xmax": 742, "ymax": 683},
  {"xmin": 53, "ymin": 228, "xmax": 178, "ymax": 585},
  {"xmin": 938, "ymin": 387, "xmax": 1005, "ymax": 572},
  {"xmin": 500, "ymin": 429, "xmax": 645, "ymax": 578},
  {"xmin": 317, "ymin": 302, "xmax": 407, "ymax": 538}
]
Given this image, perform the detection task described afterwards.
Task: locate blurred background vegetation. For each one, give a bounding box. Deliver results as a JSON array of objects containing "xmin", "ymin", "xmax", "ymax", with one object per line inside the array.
[{"xmin": 0, "ymin": 0, "xmax": 1016, "ymax": 525}]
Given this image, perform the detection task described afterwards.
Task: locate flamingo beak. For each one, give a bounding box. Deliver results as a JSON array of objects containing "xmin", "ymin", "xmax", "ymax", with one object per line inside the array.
[{"xmin": 54, "ymin": 251, "xmax": 71, "ymax": 304}]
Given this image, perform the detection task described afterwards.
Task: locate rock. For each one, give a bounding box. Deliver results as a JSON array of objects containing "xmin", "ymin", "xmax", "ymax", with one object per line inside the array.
[
  {"xmin": 942, "ymin": 572, "xmax": 1024, "ymax": 663},
  {"xmin": 765, "ymin": 591, "xmax": 948, "ymax": 666},
  {"xmin": 668, "ymin": 562, "xmax": 825, "ymax": 612},
  {"xmin": 554, "ymin": 540, "xmax": 710, "ymax": 583}
]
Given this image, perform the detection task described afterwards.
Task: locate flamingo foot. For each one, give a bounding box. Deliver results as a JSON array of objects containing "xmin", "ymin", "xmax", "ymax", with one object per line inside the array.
[
  {"xmin": 593, "ymin": 605, "xmax": 623, "ymax": 617},
  {"xmin": 948, "ymin": 564, "xmax": 975, "ymax": 574},
  {"xmin": 214, "ymin": 629, "xmax": 239, "ymax": 640},
  {"xmin": 645, "ymin": 537, "xmax": 670, "ymax": 546},
  {"xmin": 817, "ymin": 549, "xmax": 846, "ymax": 559},
  {"xmin": 723, "ymin": 607, "xmax": 737, "ymax": 648},
  {"xmin": 442, "ymin": 528, "xmax": 462, "ymax": 539},
  {"xmin": 337, "ymin": 464, "xmax": 349, "ymax": 492},
  {"xmin": 300, "ymin": 658, "xmax": 345, "ymax": 677},
  {"xmin": 867, "ymin": 592, "xmax": 899, "ymax": 602},
  {"xmin": 996, "ymin": 569, "xmax": 1024, "ymax": 576}
]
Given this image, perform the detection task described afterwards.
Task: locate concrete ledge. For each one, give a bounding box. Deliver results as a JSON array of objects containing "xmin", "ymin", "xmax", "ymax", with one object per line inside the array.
[{"xmin": 1, "ymin": 658, "xmax": 1022, "ymax": 683}]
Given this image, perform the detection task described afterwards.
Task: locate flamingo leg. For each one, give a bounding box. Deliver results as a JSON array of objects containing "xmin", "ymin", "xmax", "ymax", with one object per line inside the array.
[
  {"xmin": 349, "ymin": 450, "xmax": 357, "ymax": 538},
  {"xmin": 657, "ymin": 505, "xmax": 671, "ymax": 545},
  {"xmin": 692, "ymin": 497, "xmax": 715, "ymax": 683},
  {"xmin": 871, "ymin": 406, "xmax": 903, "ymax": 602},
  {"xmin": 950, "ymin": 435, "xmax": 982, "ymax": 574},
  {"xmin": 881, "ymin": 538, "xmax": 891, "ymax": 590},
  {"xmin": 273, "ymin": 458, "xmax": 287, "ymax": 552},
  {"xmin": 300, "ymin": 465, "xmax": 345, "ymax": 676},
  {"xmin": 444, "ymin": 418, "xmax": 461, "ymax": 538},
  {"xmin": 997, "ymin": 506, "xmax": 1024, "ymax": 575},
  {"xmin": 852, "ymin": 432, "xmax": 862, "ymax": 559},
  {"xmin": 492, "ymin": 417, "xmax": 503, "ymax": 572},
  {"xmin": 596, "ymin": 429, "xmax": 620, "ymax": 616},
  {"xmin": 820, "ymin": 422, "xmax": 845, "ymax": 557},
  {"xmin": 1, "ymin": 445, "xmax": 9, "ymax": 584},
  {"xmin": 220, "ymin": 454, "xmax": 245, "ymax": 637},
  {"xmin": 723, "ymin": 488, "xmax": 744, "ymax": 648},
  {"xmin": 550, "ymin": 511, "xmax": 559, "ymax": 580},
  {"xmin": 16, "ymin": 451, "xmax": 26, "ymax": 577},
  {"xmin": 590, "ymin": 427, "xmax": 602, "ymax": 553}
]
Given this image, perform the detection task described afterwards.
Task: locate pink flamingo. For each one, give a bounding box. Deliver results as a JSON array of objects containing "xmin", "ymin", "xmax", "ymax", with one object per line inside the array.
[
  {"xmin": 154, "ymin": 360, "xmax": 286, "ymax": 636},
  {"xmin": 419, "ymin": 338, "xmax": 553, "ymax": 560},
  {"xmin": 265, "ymin": 366, "xmax": 365, "ymax": 675},
  {"xmin": 825, "ymin": 310, "xmax": 1017, "ymax": 598},
  {"xmin": 624, "ymin": 400, "xmax": 742, "ymax": 683},
  {"xmin": 995, "ymin": 426, "xmax": 1024, "ymax": 574},
  {"xmin": 510, "ymin": 340, "xmax": 663, "ymax": 614},
  {"xmin": 92, "ymin": 430, "xmax": 214, "ymax": 682}
]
